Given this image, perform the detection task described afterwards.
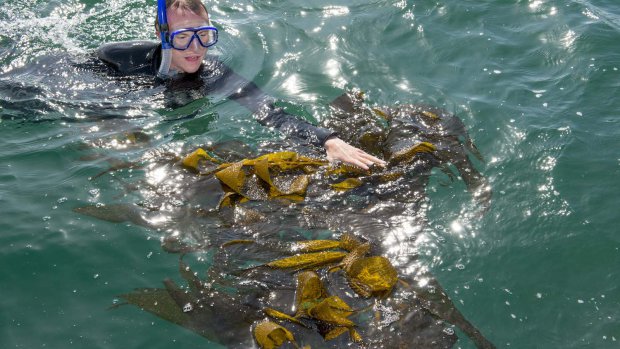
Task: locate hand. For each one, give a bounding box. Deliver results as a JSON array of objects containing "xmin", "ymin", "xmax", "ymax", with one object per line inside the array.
[{"xmin": 324, "ymin": 137, "xmax": 386, "ymax": 170}]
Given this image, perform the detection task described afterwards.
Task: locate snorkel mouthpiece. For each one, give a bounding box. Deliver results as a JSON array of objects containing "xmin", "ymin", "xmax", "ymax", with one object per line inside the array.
[{"xmin": 157, "ymin": 0, "xmax": 172, "ymax": 78}]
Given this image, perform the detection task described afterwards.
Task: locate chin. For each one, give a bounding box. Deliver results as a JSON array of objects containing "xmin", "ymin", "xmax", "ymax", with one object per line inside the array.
[
  {"xmin": 181, "ymin": 66, "xmax": 201, "ymax": 74},
  {"xmin": 171, "ymin": 58, "xmax": 204, "ymax": 74}
]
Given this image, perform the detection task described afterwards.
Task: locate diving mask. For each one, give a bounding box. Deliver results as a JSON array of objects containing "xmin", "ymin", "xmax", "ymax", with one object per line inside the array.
[{"xmin": 169, "ymin": 26, "xmax": 218, "ymax": 50}]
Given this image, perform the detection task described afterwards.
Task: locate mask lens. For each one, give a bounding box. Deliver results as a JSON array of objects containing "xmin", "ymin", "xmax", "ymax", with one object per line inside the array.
[
  {"xmin": 197, "ymin": 29, "xmax": 217, "ymax": 47},
  {"xmin": 171, "ymin": 30, "xmax": 193, "ymax": 49},
  {"xmin": 170, "ymin": 27, "xmax": 218, "ymax": 50}
]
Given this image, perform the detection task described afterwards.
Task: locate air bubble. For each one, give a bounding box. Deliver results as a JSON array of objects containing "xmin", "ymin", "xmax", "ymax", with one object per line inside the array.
[
  {"xmin": 183, "ymin": 303, "xmax": 193, "ymax": 312},
  {"xmin": 443, "ymin": 327, "xmax": 455, "ymax": 335}
]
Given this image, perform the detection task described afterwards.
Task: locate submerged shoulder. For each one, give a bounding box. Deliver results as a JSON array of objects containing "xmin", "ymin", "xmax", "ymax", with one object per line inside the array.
[
  {"xmin": 202, "ymin": 55, "xmax": 230, "ymax": 73},
  {"xmin": 97, "ymin": 41, "xmax": 160, "ymax": 76}
]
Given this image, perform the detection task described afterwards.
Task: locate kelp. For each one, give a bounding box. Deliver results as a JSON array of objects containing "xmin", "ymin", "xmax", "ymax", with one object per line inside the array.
[
  {"xmin": 230, "ymin": 230, "xmax": 493, "ymax": 348},
  {"xmin": 335, "ymin": 236, "xmax": 399, "ymax": 298},
  {"xmin": 83, "ymin": 89, "xmax": 496, "ymax": 348},
  {"xmin": 306, "ymin": 295, "xmax": 355, "ymax": 328},
  {"xmin": 253, "ymin": 320, "xmax": 298, "ymax": 349},
  {"xmin": 114, "ymin": 260, "xmax": 262, "ymax": 346},
  {"xmin": 387, "ymin": 141, "xmax": 436, "ymax": 166},
  {"xmin": 227, "ymin": 233, "xmax": 400, "ymax": 300},
  {"xmin": 262, "ymin": 270, "xmax": 361, "ymax": 344},
  {"xmin": 295, "ymin": 270, "xmax": 329, "ymax": 317},
  {"xmin": 106, "ymin": 216, "xmax": 496, "ymax": 349},
  {"xmin": 182, "ymin": 147, "xmax": 221, "ymax": 174},
  {"xmin": 344, "ymin": 255, "xmax": 398, "ymax": 299},
  {"xmin": 219, "ymin": 233, "xmax": 400, "ymax": 346},
  {"xmin": 81, "ymin": 89, "xmax": 490, "ymax": 214},
  {"xmin": 87, "ymin": 93, "xmax": 490, "ymax": 213},
  {"xmin": 292, "ymin": 240, "xmax": 342, "ymax": 253},
  {"xmin": 325, "ymin": 89, "xmax": 492, "ymax": 212},
  {"xmin": 170, "ymin": 91, "xmax": 490, "ymax": 213},
  {"xmin": 182, "ymin": 150, "xmax": 327, "ymax": 207},
  {"xmin": 263, "ymin": 308, "xmax": 306, "ymax": 327},
  {"xmin": 254, "ymin": 233, "xmax": 494, "ymax": 348},
  {"xmin": 331, "ymin": 178, "xmax": 363, "ymax": 191},
  {"xmin": 177, "ymin": 123, "xmax": 476, "ymax": 208},
  {"xmin": 264, "ymin": 251, "xmax": 348, "ymax": 270},
  {"xmin": 178, "ymin": 141, "xmax": 448, "ymax": 208},
  {"xmin": 113, "ymin": 238, "xmax": 495, "ymax": 348}
]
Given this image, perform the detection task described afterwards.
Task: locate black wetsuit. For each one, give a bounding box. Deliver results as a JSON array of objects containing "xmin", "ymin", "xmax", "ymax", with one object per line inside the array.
[{"xmin": 96, "ymin": 41, "xmax": 336, "ymax": 147}]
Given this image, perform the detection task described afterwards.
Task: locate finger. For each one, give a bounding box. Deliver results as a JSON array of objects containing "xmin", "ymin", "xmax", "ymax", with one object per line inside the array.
[
  {"xmin": 346, "ymin": 157, "xmax": 369, "ymax": 170},
  {"xmin": 357, "ymin": 152, "xmax": 387, "ymax": 166},
  {"xmin": 326, "ymin": 150, "xmax": 366, "ymax": 169}
]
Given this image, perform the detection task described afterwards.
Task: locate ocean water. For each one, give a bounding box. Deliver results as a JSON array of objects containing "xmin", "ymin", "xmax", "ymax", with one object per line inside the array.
[{"xmin": 1, "ymin": 0, "xmax": 619, "ymax": 348}]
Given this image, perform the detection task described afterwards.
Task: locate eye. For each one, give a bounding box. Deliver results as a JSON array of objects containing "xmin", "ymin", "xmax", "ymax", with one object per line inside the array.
[{"xmin": 197, "ymin": 30, "xmax": 210, "ymax": 38}]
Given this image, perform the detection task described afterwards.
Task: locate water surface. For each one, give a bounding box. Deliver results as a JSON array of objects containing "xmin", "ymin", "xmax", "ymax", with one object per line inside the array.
[{"xmin": 1, "ymin": 0, "xmax": 619, "ymax": 348}]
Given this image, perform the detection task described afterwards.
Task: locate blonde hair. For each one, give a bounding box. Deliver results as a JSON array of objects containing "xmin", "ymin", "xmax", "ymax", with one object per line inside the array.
[{"xmin": 154, "ymin": 0, "xmax": 209, "ymax": 31}]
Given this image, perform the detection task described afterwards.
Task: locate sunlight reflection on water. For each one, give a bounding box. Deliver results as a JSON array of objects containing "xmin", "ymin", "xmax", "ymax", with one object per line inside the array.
[{"xmin": 2, "ymin": 0, "xmax": 620, "ymax": 348}]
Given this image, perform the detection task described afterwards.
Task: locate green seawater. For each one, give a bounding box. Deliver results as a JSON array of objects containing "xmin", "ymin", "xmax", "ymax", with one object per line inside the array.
[{"xmin": 1, "ymin": 0, "xmax": 619, "ymax": 348}]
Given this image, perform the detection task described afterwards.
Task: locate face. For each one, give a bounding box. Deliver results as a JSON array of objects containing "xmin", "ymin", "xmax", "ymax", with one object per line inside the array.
[{"xmin": 162, "ymin": 8, "xmax": 210, "ymax": 74}]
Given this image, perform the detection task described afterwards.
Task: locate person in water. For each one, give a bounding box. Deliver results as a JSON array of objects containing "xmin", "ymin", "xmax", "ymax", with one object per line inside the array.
[{"xmin": 96, "ymin": 0, "xmax": 385, "ymax": 170}]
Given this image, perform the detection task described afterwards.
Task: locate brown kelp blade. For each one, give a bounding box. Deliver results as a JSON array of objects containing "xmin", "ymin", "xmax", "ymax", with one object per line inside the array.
[
  {"xmin": 182, "ymin": 147, "xmax": 221, "ymax": 174},
  {"xmin": 329, "ymin": 90, "xmax": 364, "ymax": 114},
  {"xmin": 244, "ymin": 151, "xmax": 326, "ymax": 170},
  {"xmin": 338, "ymin": 233, "xmax": 364, "ymax": 252},
  {"xmin": 116, "ymin": 287, "xmax": 190, "ymax": 327},
  {"xmin": 307, "ymin": 296, "xmax": 355, "ymax": 328},
  {"xmin": 345, "ymin": 256, "xmax": 398, "ymax": 298},
  {"xmin": 407, "ymin": 275, "xmax": 496, "ymax": 349},
  {"xmin": 202, "ymin": 150, "xmax": 327, "ymax": 206},
  {"xmin": 221, "ymin": 239, "xmax": 256, "ymax": 248},
  {"xmin": 295, "ymin": 271, "xmax": 329, "ymax": 318},
  {"xmin": 263, "ymin": 307, "xmax": 306, "ymax": 327},
  {"xmin": 178, "ymin": 259, "xmax": 205, "ymax": 297},
  {"xmin": 73, "ymin": 204, "xmax": 151, "ymax": 228},
  {"xmin": 90, "ymin": 158, "xmax": 142, "ymax": 179},
  {"xmin": 441, "ymin": 114, "xmax": 485, "ymax": 162},
  {"xmin": 115, "ymin": 280, "xmax": 233, "ymax": 343},
  {"xmin": 388, "ymin": 141, "xmax": 436, "ymax": 165},
  {"xmin": 266, "ymin": 251, "xmax": 348, "ymax": 270},
  {"xmin": 233, "ymin": 251, "xmax": 348, "ymax": 277},
  {"xmin": 215, "ymin": 161, "xmax": 246, "ymax": 194},
  {"xmin": 292, "ymin": 240, "xmax": 342, "ymax": 253},
  {"xmin": 323, "ymin": 326, "xmax": 348, "ymax": 341},
  {"xmin": 253, "ymin": 320, "xmax": 297, "ymax": 349},
  {"xmin": 331, "ymin": 178, "xmax": 363, "ymax": 191}
]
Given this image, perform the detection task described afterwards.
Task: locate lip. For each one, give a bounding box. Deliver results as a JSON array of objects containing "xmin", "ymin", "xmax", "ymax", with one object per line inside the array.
[{"xmin": 184, "ymin": 56, "xmax": 201, "ymax": 62}]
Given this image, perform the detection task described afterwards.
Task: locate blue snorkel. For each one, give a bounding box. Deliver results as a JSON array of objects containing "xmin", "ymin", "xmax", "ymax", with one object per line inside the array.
[{"xmin": 157, "ymin": 0, "xmax": 172, "ymax": 78}]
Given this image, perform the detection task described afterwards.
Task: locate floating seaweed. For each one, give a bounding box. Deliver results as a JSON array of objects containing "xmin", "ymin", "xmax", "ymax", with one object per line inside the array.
[
  {"xmin": 76, "ymin": 90, "xmax": 495, "ymax": 348},
  {"xmin": 253, "ymin": 320, "xmax": 298, "ymax": 349}
]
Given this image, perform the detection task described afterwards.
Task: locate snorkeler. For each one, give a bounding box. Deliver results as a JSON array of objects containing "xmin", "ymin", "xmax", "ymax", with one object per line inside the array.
[{"xmin": 96, "ymin": 0, "xmax": 385, "ymax": 170}]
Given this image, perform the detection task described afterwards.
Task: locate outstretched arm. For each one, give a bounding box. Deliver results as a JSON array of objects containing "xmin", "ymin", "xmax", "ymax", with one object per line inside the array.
[{"xmin": 213, "ymin": 61, "xmax": 384, "ymax": 168}]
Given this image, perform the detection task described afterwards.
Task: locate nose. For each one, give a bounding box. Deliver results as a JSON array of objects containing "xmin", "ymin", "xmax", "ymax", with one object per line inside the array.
[
  {"xmin": 189, "ymin": 34, "xmax": 201, "ymax": 50},
  {"xmin": 191, "ymin": 36, "xmax": 199, "ymax": 49}
]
